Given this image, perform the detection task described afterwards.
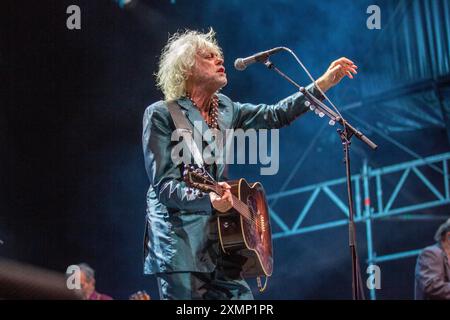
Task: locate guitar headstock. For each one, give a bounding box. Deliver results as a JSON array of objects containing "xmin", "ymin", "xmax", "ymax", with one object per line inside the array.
[
  {"xmin": 183, "ymin": 165, "xmax": 217, "ymax": 194},
  {"xmin": 129, "ymin": 290, "xmax": 151, "ymax": 300}
]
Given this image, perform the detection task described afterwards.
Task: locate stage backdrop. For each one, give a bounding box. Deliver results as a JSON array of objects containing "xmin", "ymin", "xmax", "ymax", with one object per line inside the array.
[{"xmin": 1, "ymin": 0, "xmax": 449, "ymax": 299}]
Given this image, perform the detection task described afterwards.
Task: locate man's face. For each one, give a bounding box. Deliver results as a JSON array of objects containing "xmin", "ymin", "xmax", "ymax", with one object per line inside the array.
[
  {"xmin": 188, "ymin": 48, "xmax": 227, "ymax": 92},
  {"xmin": 80, "ymin": 271, "xmax": 95, "ymax": 298}
]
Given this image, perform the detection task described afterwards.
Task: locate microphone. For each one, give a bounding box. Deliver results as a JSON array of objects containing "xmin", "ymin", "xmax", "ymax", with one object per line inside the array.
[{"xmin": 234, "ymin": 47, "xmax": 284, "ymax": 71}]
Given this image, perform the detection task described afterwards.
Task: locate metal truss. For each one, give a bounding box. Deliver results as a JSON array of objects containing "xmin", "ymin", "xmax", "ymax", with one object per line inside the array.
[{"xmin": 268, "ymin": 152, "xmax": 450, "ymax": 299}]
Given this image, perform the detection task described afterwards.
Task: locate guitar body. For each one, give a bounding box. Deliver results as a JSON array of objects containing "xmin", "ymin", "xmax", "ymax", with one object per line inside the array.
[{"xmin": 217, "ymin": 178, "xmax": 273, "ymax": 278}]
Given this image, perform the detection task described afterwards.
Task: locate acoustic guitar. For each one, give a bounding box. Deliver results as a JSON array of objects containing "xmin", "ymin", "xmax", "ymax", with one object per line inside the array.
[{"xmin": 183, "ymin": 165, "xmax": 273, "ymax": 278}]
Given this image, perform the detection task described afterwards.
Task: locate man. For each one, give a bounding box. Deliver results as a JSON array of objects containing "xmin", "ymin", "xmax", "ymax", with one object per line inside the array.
[
  {"xmin": 142, "ymin": 29, "xmax": 357, "ymax": 300},
  {"xmin": 77, "ymin": 263, "xmax": 113, "ymax": 300},
  {"xmin": 415, "ymin": 219, "xmax": 450, "ymax": 299}
]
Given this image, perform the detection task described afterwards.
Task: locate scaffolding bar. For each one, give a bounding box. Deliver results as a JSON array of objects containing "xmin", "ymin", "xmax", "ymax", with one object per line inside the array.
[
  {"xmin": 292, "ymin": 188, "xmax": 321, "ymax": 230},
  {"xmin": 269, "ymin": 152, "xmax": 450, "ymax": 299},
  {"xmin": 372, "ymin": 249, "xmax": 423, "ymax": 263}
]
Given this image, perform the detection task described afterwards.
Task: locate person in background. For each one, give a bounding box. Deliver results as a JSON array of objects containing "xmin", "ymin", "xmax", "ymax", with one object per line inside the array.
[
  {"xmin": 77, "ymin": 263, "xmax": 113, "ymax": 300},
  {"xmin": 415, "ymin": 218, "xmax": 450, "ymax": 299}
]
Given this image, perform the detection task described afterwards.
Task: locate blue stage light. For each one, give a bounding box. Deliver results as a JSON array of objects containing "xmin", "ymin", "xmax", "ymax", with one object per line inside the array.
[{"xmin": 115, "ymin": 0, "xmax": 133, "ymax": 9}]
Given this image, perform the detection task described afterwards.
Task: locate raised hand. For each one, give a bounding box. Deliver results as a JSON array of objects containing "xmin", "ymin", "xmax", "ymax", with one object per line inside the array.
[{"xmin": 316, "ymin": 57, "xmax": 358, "ymax": 92}]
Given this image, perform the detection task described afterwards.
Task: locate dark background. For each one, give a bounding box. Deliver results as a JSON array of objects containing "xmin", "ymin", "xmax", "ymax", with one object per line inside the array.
[{"xmin": 1, "ymin": 0, "xmax": 450, "ymax": 299}]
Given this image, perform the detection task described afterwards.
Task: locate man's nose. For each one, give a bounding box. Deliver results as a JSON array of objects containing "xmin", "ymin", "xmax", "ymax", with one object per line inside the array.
[{"xmin": 216, "ymin": 56, "xmax": 224, "ymax": 65}]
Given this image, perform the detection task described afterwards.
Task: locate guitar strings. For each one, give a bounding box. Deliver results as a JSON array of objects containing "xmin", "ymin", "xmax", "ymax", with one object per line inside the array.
[{"xmin": 215, "ymin": 186, "xmax": 265, "ymax": 228}]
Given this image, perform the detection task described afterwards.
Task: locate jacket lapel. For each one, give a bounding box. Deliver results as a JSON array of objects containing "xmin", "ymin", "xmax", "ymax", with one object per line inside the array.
[
  {"xmin": 176, "ymin": 97, "xmax": 232, "ymax": 173},
  {"xmin": 177, "ymin": 98, "xmax": 212, "ymax": 143},
  {"xmin": 176, "ymin": 98, "xmax": 219, "ymax": 169}
]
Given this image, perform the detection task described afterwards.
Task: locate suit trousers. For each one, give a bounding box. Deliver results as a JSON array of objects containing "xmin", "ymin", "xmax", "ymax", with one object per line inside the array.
[{"xmin": 156, "ymin": 264, "xmax": 254, "ymax": 300}]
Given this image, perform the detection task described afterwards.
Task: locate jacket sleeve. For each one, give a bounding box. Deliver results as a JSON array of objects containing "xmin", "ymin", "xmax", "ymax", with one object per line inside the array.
[
  {"xmin": 416, "ymin": 248, "xmax": 450, "ymax": 299},
  {"xmin": 142, "ymin": 103, "xmax": 213, "ymax": 214},
  {"xmin": 231, "ymin": 83, "xmax": 324, "ymax": 130}
]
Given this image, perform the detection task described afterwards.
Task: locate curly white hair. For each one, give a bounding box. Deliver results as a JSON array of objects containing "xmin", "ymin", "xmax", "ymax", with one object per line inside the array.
[{"xmin": 156, "ymin": 28, "xmax": 223, "ymax": 101}]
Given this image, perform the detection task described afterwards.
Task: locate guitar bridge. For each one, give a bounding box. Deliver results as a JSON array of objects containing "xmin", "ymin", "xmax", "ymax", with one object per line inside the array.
[{"xmin": 260, "ymin": 215, "xmax": 266, "ymax": 233}]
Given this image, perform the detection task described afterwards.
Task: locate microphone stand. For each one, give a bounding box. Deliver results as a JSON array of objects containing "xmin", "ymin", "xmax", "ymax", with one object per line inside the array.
[{"xmin": 262, "ymin": 58, "xmax": 377, "ymax": 300}]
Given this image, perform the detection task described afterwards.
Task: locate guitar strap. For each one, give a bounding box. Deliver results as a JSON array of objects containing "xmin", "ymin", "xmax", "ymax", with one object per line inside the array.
[{"xmin": 167, "ymin": 101, "xmax": 204, "ymax": 167}]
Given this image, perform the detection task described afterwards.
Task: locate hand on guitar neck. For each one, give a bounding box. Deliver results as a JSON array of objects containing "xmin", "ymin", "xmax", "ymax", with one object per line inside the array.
[{"xmin": 209, "ymin": 181, "xmax": 233, "ymax": 213}]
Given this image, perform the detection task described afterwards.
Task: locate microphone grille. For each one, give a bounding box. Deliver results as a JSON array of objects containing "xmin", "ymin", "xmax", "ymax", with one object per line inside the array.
[{"xmin": 234, "ymin": 58, "xmax": 246, "ymax": 71}]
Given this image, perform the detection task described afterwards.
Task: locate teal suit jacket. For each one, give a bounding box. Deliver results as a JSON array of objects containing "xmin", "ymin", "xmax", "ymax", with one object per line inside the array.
[{"xmin": 142, "ymin": 84, "xmax": 323, "ymax": 274}]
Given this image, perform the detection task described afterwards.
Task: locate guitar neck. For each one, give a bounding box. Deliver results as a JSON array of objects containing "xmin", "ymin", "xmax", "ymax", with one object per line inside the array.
[{"xmin": 184, "ymin": 168, "xmax": 254, "ymax": 223}]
